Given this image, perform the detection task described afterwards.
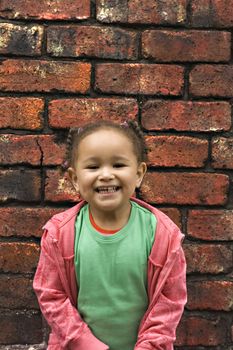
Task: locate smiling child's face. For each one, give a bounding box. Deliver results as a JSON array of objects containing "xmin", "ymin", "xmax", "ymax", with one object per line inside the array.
[{"xmin": 69, "ymin": 128, "xmax": 147, "ymax": 218}]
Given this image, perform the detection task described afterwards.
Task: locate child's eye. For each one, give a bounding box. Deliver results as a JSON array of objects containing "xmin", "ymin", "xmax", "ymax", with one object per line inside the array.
[
  {"xmin": 113, "ymin": 163, "xmax": 126, "ymax": 168},
  {"xmin": 86, "ymin": 165, "xmax": 98, "ymax": 169}
]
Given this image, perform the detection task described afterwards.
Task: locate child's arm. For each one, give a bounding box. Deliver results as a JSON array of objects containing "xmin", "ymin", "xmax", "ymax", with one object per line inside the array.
[
  {"xmin": 33, "ymin": 230, "xmax": 109, "ymax": 350},
  {"xmin": 135, "ymin": 246, "xmax": 187, "ymax": 350}
]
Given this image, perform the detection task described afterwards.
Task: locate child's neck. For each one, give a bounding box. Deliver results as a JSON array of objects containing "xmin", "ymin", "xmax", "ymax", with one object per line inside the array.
[{"xmin": 89, "ymin": 202, "xmax": 131, "ymax": 231}]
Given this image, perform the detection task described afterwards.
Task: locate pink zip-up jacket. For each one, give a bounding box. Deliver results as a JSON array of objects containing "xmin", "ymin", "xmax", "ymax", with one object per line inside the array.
[{"xmin": 33, "ymin": 198, "xmax": 187, "ymax": 350}]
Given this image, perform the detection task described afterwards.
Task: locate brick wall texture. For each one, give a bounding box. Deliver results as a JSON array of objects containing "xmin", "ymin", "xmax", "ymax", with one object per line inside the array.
[{"xmin": 0, "ymin": 1, "xmax": 232, "ymax": 349}]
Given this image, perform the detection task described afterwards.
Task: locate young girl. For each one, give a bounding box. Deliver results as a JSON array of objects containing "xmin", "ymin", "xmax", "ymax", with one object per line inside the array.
[{"xmin": 33, "ymin": 120, "xmax": 187, "ymax": 350}]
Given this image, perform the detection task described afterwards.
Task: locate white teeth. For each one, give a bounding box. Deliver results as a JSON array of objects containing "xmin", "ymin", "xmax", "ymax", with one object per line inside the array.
[{"xmin": 97, "ymin": 186, "xmax": 118, "ymax": 193}]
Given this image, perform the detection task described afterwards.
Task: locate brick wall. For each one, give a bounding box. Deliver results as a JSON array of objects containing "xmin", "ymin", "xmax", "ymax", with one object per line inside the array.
[{"xmin": 0, "ymin": 1, "xmax": 232, "ymax": 349}]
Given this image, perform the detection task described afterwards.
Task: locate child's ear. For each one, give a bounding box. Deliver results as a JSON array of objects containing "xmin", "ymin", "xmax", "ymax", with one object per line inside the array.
[
  {"xmin": 136, "ymin": 162, "xmax": 147, "ymax": 188},
  {"xmin": 68, "ymin": 167, "xmax": 79, "ymax": 192}
]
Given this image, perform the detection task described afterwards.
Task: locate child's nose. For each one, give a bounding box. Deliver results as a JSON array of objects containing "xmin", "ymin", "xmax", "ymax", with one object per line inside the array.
[{"xmin": 98, "ymin": 167, "xmax": 114, "ymax": 180}]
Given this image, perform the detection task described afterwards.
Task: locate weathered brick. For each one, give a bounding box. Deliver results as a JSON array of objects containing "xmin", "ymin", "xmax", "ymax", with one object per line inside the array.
[
  {"xmin": 95, "ymin": 64, "xmax": 184, "ymax": 95},
  {"xmin": 191, "ymin": 0, "xmax": 233, "ymax": 28},
  {"xmin": 0, "ymin": 170, "xmax": 41, "ymax": 202},
  {"xmin": 0, "ymin": 312, "xmax": 42, "ymax": 344},
  {"xmin": 212, "ymin": 137, "xmax": 233, "ymax": 169},
  {"xmin": 176, "ymin": 316, "xmax": 228, "ymax": 346},
  {"xmin": 142, "ymin": 30, "xmax": 231, "ymax": 62},
  {"xmin": 146, "ymin": 135, "xmax": 208, "ymax": 168},
  {"xmin": 0, "ymin": 276, "xmax": 38, "ymax": 309},
  {"xmin": 47, "ymin": 25, "xmax": 138, "ymax": 60},
  {"xmin": 0, "ymin": 207, "xmax": 63, "ymax": 237},
  {"xmin": 0, "ymin": 0, "xmax": 90, "ymax": 20},
  {"xmin": 0, "ymin": 60, "xmax": 91, "ymax": 93},
  {"xmin": 188, "ymin": 209, "xmax": 233, "ymax": 241},
  {"xmin": 0, "ymin": 242, "xmax": 40, "ymax": 273},
  {"xmin": 190, "ymin": 64, "xmax": 233, "ymax": 97},
  {"xmin": 140, "ymin": 172, "xmax": 229, "ymax": 205},
  {"xmin": 0, "ymin": 97, "xmax": 44, "ymax": 130},
  {"xmin": 0, "ymin": 23, "xmax": 43, "ymax": 56},
  {"xmin": 141, "ymin": 100, "xmax": 231, "ymax": 132},
  {"xmin": 187, "ymin": 280, "xmax": 233, "ymax": 311},
  {"xmin": 184, "ymin": 244, "xmax": 232, "ymax": 274},
  {"xmin": 49, "ymin": 98, "xmax": 138, "ymax": 128},
  {"xmin": 45, "ymin": 170, "xmax": 80, "ymax": 202},
  {"xmin": 97, "ymin": 0, "xmax": 186, "ymax": 24},
  {"xmin": 160, "ymin": 208, "xmax": 181, "ymax": 228}
]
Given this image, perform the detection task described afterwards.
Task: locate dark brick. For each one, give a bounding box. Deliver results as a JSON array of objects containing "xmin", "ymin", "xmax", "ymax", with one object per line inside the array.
[
  {"xmin": 0, "ymin": 170, "xmax": 41, "ymax": 202},
  {"xmin": 47, "ymin": 25, "xmax": 138, "ymax": 60},
  {"xmin": 188, "ymin": 209, "xmax": 233, "ymax": 241},
  {"xmin": 0, "ymin": 60, "xmax": 91, "ymax": 93},
  {"xmin": 212, "ymin": 137, "xmax": 233, "ymax": 169},
  {"xmin": 95, "ymin": 64, "xmax": 184, "ymax": 95},
  {"xmin": 0, "ymin": 0, "xmax": 90, "ymax": 20},
  {"xmin": 49, "ymin": 98, "xmax": 138, "ymax": 128},
  {"xmin": 142, "ymin": 30, "xmax": 230, "ymax": 62},
  {"xmin": 141, "ymin": 100, "xmax": 231, "ymax": 132},
  {"xmin": 0, "ymin": 23, "xmax": 43, "ymax": 56},
  {"xmin": 0, "ymin": 97, "xmax": 44, "ymax": 130},
  {"xmin": 140, "ymin": 172, "xmax": 229, "ymax": 205},
  {"xmin": 146, "ymin": 135, "xmax": 208, "ymax": 168},
  {"xmin": 160, "ymin": 208, "xmax": 181, "ymax": 229},
  {"xmin": 45, "ymin": 170, "xmax": 80, "ymax": 202}
]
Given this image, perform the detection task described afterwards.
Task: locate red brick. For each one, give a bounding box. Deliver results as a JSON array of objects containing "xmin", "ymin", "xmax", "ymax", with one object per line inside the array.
[
  {"xmin": 191, "ymin": 0, "xmax": 233, "ymax": 28},
  {"xmin": 142, "ymin": 30, "xmax": 230, "ymax": 62},
  {"xmin": 141, "ymin": 100, "xmax": 231, "ymax": 132},
  {"xmin": 0, "ymin": 242, "xmax": 40, "ymax": 273},
  {"xmin": 160, "ymin": 208, "xmax": 181, "ymax": 228},
  {"xmin": 38, "ymin": 135, "xmax": 66, "ymax": 165},
  {"xmin": 187, "ymin": 281, "xmax": 233, "ymax": 311},
  {"xmin": 0, "ymin": 97, "xmax": 44, "ymax": 130},
  {"xmin": 45, "ymin": 170, "xmax": 80, "ymax": 202},
  {"xmin": 95, "ymin": 64, "xmax": 184, "ymax": 95},
  {"xmin": 188, "ymin": 209, "xmax": 233, "ymax": 241},
  {"xmin": 49, "ymin": 98, "xmax": 138, "ymax": 128},
  {"xmin": 47, "ymin": 25, "xmax": 138, "ymax": 60},
  {"xmin": 0, "ymin": 0, "xmax": 90, "ymax": 20},
  {"xmin": 146, "ymin": 135, "xmax": 208, "ymax": 168},
  {"xmin": 96, "ymin": 0, "xmax": 186, "ymax": 24},
  {"xmin": 0, "ymin": 23, "xmax": 43, "ymax": 56},
  {"xmin": 212, "ymin": 137, "xmax": 233, "ymax": 169},
  {"xmin": 0, "ymin": 207, "xmax": 63, "ymax": 237},
  {"xmin": 0, "ymin": 312, "xmax": 42, "ymax": 344},
  {"xmin": 0, "ymin": 170, "xmax": 41, "ymax": 202},
  {"xmin": 0, "ymin": 276, "xmax": 38, "ymax": 309},
  {"xmin": 190, "ymin": 64, "xmax": 233, "ymax": 97},
  {"xmin": 176, "ymin": 316, "xmax": 228, "ymax": 346},
  {"xmin": 0, "ymin": 60, "xmax": 91, "ymax": 93},
  {"xmin": 140, "ymin": 172, "xmax": 229, "ymax": 205},
  {"xmin": 184, "ymin": 244, "xmax": 232, "ymax": 274}
]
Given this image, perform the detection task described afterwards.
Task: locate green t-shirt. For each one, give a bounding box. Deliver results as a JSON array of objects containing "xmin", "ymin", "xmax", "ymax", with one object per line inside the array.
[{"xmin": 74, "ymin": 201, "xmax": 157, "ymax": 350}]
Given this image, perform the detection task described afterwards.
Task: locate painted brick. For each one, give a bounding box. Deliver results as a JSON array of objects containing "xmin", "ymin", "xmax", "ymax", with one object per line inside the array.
[
  {"xmin": 0, "ymin": 60, "xmax": 91, "ymax": 93},
  {"xmin": 0, "ymin": 0, "xmax": 90, "ymax": 20},
  {"xmin": 212, "ymin": 137, "xmax": 233, "ymax": 169},
  {"xmin": 176, "ymin": 316, "xmax": 228, "ymax": 346},
  {"xmin": 0, "ymin": 276, "xmax": 38, "ymax": 309},
  {"xmin": 146, "ymin": 135, "xmax": 208, "ymax": 168},
  {"xmin": 0, "ymin": 23, "xmax": 43, "ymax": 56},
  {"xmin": 160, "ymin": 208, "xmax": 181, "ymax": 228},
  {"xmin": 142, "ymin": 30, "xmax": 230, "ymax": 62},
  {"xmin": 47, "ymin": 26, "xmax": 138, "ymax": 60},
  {"xmin": 0, "ymin": 312, "xmax": 42, "ymax": 344},
  {"xmin": 190, "ymin": 64, "xmax": 233, "ymax": 97},
  {"xmin": 0, "ymin": 207, "xmax": 63, "ymax": 237},
  {"xmin": 141, "ymin": 100, "xmax": 231, "ymax": 132},
  {"xmin": 49, "ymin": 98, "xmax": 138, "ymax": 128},
  {"xmin": 96, "ymin": 0, "xmax": 186, "ymax": 24},
  {"xmin": 95, "ymin": 64, "xmax": 184, "ymax": 95},
  {"xmin": 191, "ymin": 0, "xmax": 233, "ymax": 28},
  {"xmin": 184, "ymin": 244, "xmax": 232, "ymax": 274},
  {"xmin": 140, "ymin": 172, "xmax": 229, "ymax": 205},
  {"xmin": 188, "ymin": 209, "xmax": 233, "ymax": 241},
  {"xmin": 0, "ymin": 170, "xmax": 41, "ymax": 202},
  {"xmin": 45, "ymin": 170, "xmax": 80, "ymax": 202},
  {"xmin": 0, "ymin": 242, "xmax": 40, "ymax": 273},
  {"xmin": 187, "ymin": 281, "xmax": 233, "ymax": 311}
]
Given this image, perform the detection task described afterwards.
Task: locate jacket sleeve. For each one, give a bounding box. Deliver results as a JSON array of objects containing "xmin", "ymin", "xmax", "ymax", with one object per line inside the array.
[
  {"xmin": 134, "ymin": 246, "xmax": 187, "ymax": 350},
  {"xmin": 33, "ymin": 230, "xmax": 109, "ymax": 350}
]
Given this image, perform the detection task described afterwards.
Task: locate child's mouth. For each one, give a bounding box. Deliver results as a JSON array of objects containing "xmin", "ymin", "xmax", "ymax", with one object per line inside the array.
[{"xmin": 95, "ymin": 186, "xmax": 120, "ymax": 194}]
